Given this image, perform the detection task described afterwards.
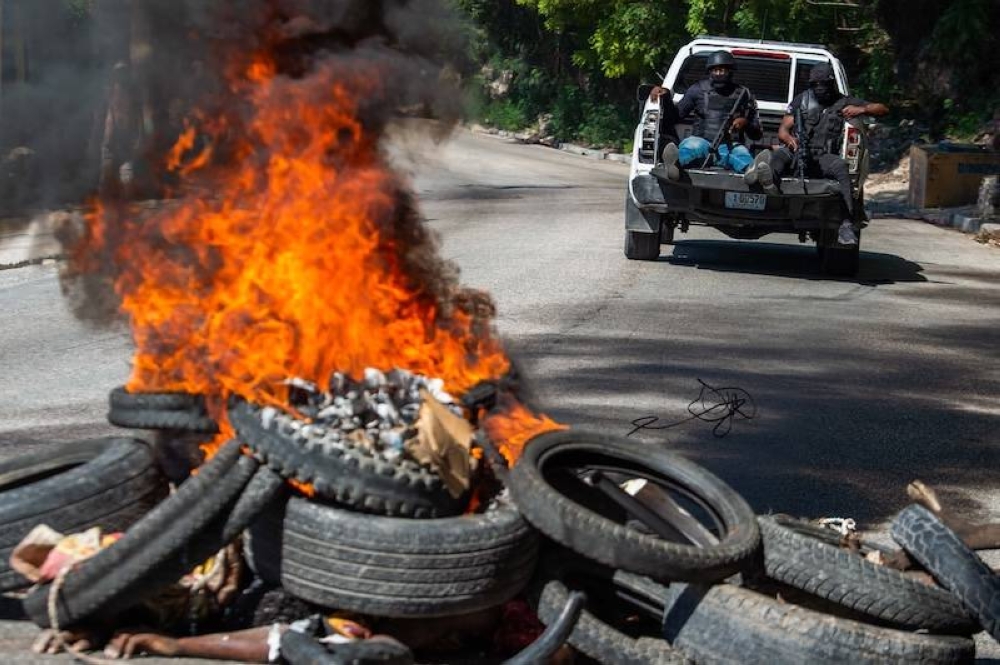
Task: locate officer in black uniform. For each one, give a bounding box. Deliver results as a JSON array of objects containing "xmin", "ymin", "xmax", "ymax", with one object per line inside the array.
[
  {"xmin": 653, "ymin": 51, "xmax": 763, "ymax": 179},
  {"xmin": 769, "ymin": 63, "xmax": 889, "ymax": 245}
]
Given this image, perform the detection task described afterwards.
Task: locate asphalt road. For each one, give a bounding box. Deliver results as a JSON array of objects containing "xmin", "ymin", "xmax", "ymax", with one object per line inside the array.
[{"xmin": 1, "ymin": 128, "xmax": 999, "ymax": 661}]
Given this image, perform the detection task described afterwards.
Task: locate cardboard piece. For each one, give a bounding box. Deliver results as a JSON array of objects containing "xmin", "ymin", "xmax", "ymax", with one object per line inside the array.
[
  {"xmin": 10, "ymin": 525, "xmax": 121, "ymax": 583},
  {"xmin": 909, "ymin": 144, "xmax": 1000, "ymax": 208},
  {"xmin": 406, "ymin": 388, "xmax": 474, "ymax": 498}
]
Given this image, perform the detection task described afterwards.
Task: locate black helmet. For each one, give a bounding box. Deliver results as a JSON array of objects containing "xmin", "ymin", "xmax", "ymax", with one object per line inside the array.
[
  {"xmin": 808, "ymin": 63, "xmax": 835, "ymax": 84},
  {"xmin": 705, "ymin": 51, "xmax": 736, "ymax": 71}
]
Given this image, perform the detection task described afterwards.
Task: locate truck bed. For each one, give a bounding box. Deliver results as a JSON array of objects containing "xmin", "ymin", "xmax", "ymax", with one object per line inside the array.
[{"xmin": 632, "ymin": 169, "xmax": 847, "ymax": 231}]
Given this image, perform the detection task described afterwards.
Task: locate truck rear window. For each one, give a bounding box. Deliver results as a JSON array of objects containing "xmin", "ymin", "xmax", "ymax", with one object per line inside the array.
[{"xmin": 675, "ymin": 54, "xmax": 793, "ymax": 104}]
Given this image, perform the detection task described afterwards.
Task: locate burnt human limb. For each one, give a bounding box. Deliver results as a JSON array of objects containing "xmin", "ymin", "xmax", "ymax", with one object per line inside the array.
[{"xmin": 103, "ymin": 626, "xmax": 275, "ymax": 661}]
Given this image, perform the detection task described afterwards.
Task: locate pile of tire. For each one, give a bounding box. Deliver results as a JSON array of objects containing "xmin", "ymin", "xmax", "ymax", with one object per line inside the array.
[
  {"xmin": 504, "ymin": 430, "xmax": 986, "ymax": 665},
  {"xmin": 228, "ymin": 395, "xmax": 540, "ymax": 621},
  {"xmin": 12, "ymin": 386, "xmax": 994, "ymax": 665},
  {"xmin": 19, "ymin": 387, "xmax": 539, "ymax": 629}
]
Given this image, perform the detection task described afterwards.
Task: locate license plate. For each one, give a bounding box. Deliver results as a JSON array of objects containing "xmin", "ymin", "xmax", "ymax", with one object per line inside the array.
[{"xmin": 725, "ymin": 192, "xmax": 767, "ymax": 211}]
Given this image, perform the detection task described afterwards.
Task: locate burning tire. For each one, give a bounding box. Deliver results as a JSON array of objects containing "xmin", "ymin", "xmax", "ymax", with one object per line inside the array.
[
  {"xmin": 229, "ymin": 399, "xmax": 465, "ymax": 519},
  {"xmin": 109, "ymin": 386, "xmax": 204, "ymax": 412},
  {"xmin": 246, "ymin": 495, "xmax": 539, "ymax": 618},
  {"xmin": 0, "ymin": 438, "xmax": 168, "ymax": 592},
  {"xmin": 107, "ymin": 387, "xmax": 218, "ymax": 434},
  {"xmin": 107, "ymin": 408, "xmax": 219, "ymax": 434},
  {"xmin": 892, "ymin": 504, "xmax": 1000, "ymax": 642},
  {"xmin": 618, "ymin": 572, "xmax": 975, "ymax": 665},
  {"xmin": 758, "ymin": 515, "xmax": 976, "ymax": 634},
  {"xmin": 507, "ymin": 430, "xmax": 760, "ymax": 582},
  {"xmin": 23, "ymin": 441, "xmax": 275, "ymax": 629}
]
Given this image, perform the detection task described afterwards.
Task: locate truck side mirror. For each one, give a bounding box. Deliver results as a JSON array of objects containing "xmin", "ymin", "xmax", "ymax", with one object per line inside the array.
[{"xmin": 637, "ymin": 84, "xmax": 655, "ymax": 103}]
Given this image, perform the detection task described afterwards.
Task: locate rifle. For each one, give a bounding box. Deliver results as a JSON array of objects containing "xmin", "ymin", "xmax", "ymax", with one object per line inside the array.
[
  {"xmin": 794, "ymin": 105, "xmax": 809, "ymax": 194},
  {"xmin": 700, "ymin": 87, "xmax": 750, "ymax": 169}
]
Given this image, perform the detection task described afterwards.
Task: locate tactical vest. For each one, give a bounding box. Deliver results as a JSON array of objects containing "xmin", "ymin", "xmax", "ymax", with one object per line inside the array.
[
  {"xmin": 693, "ymin": 81, "xmax": 749, "ymax": 140},
  {"xmin": 800, "ymin": 90, "xmax": 849, "ymax": 157}
]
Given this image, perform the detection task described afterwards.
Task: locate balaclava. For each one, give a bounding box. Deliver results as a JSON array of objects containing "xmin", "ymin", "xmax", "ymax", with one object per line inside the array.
[{"xmin": 809, "ymin": 63, "xmax": 839, "ymax": 105}]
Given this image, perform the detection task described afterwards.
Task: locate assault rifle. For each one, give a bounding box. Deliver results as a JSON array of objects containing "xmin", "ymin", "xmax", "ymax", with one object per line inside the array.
[
  {"xmin": 794, "ymin": 105, "xmax": 809, "ymax": 194},
  {"xmin": 700, "ymin": 87, "xmax": 751, "ymax": 169}
]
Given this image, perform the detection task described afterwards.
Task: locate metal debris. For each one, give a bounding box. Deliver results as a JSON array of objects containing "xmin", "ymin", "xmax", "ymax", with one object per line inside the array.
[{"xmin": 266, "ymin": 369, "xmax": 465, "ymax": 466}]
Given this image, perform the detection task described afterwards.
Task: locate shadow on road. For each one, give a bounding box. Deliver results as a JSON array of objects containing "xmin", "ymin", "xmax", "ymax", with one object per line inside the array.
[
  {"xmin": 508, "ymin": 306, "xmax": 999, "ymax": 527},
  {"xmin": 664, "ymin": 239, "xmax": 926, "ymax": 285}
]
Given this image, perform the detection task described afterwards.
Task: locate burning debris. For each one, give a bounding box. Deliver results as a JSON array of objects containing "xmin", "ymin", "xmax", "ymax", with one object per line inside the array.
[
  {"xmin": 277, "ymin": 369, "xmax": 463, "ymax": 463},
  {"xmin": 256, "ymin": 369, "xmax": 480, "ymax": 500}
]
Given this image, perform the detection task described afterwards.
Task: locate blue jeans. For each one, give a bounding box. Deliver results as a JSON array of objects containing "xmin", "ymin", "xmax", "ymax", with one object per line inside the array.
[{"xmin": 677, "ymin": 136, "xmax": 753, "ymax": 173}]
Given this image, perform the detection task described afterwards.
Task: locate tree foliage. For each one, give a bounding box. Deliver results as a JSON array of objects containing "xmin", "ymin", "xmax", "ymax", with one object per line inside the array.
[{"xmin": 456, "ymin": 0, "xmax": 999, "ymax": 143}]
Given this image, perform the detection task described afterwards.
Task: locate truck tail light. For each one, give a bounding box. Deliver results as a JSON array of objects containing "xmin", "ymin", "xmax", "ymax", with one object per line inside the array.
[
  {"xmin": 845, "ymin": 125, "xmax": 861, "ymax": 174},
  {"xmin": 638, "ymin": 110, "xmax": 660, "ymax": 163}
]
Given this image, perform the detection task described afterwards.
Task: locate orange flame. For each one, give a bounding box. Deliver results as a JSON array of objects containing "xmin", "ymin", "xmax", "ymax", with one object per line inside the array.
[
  {"xmin": 79, "ymin": 51, "xmax": 562, "ymax": 467},
  {"xmin": 484, "ymin": 397, "xmax": 567, "ymax": 466},
  {"xmin": 93, "ymin": 58, "xmax": 505, "ymax": 405}
]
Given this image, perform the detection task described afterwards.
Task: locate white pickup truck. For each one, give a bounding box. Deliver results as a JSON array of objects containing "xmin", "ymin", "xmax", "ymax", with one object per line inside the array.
[{"xmin": 625, "ymin": 37, "xmax": 870, "ymax": 276}]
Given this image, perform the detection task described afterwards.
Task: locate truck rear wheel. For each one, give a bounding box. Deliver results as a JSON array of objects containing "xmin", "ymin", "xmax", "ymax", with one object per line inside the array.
[
  {"xmin": 661, "ymin": 221, "xmax": 676, "ymax": 245},
  {"xmin": 821, "ymin": 244, "xmax": 860, "ymax": 277},
  {"xmin": 625, "ymin": 231, "xmax": 660, "ymax": 260},
  {"xmin": 625, "ymin": 193, "xmax": 662, "ymax": 260},
  {"xmin": 819, "ymin": 228, "xmax": 861, "ymax": 277}
]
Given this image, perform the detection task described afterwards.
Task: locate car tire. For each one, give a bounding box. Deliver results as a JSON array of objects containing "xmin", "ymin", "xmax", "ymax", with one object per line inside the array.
[
  {"xmin": 23, "ymin": 441, "xmax": 260, "ymax": 629},
  {"xmin": 248, "ymin": 496, "xmax": 538, "ymax": 618},
  {"xmin": 107, "ymin": 407, "xmax": 219, "ymax": 434},
  {"xmin": 820, "ymin": 229, "xmax": 861, "ymax": 277},
  {"xmin": 507, "ymin": 430, "xmax": 760, "ymax": 582},
  {"xmin": 625, "ymin": 230, "xmax": 661, "ymax": 261},
  {"xmin": 229, "ymin": 399, "xmax": 466, "ymax": 519},
  {"xmin": 108, "ymin": 387, "xmax": 204, "ymax": 412},
  {"xmin": 0, "ymin": 438, "xmax": 168, "ymax": 592},
  {"xmin": 618, "ymin": 572, "xmax": 976, "ymax": 665},
  {"xmin": 758, "ymin": 515, "xmax": 976, "ymax": 633},
  {"xmin": 535, "ymin": 578, "xmax": 684, "ymax": 665},
  {"xmin": 661, "ymin": 221, "xmax": 676, "ymax": 245},
  {"xmin": 891, "ymin": 504, "xmax": 1000, "ymax": 642}
]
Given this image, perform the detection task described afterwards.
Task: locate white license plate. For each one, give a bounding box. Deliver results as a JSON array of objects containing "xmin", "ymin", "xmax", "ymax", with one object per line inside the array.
[{"xmin": 725, "ymin": 192, "xmax": 767, "ymax": 211}]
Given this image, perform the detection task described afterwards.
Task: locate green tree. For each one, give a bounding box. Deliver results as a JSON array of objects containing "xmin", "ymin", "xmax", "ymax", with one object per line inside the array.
[{"xmin": 457, "ymin": 0, "xmax": 998, "ymax": 144}]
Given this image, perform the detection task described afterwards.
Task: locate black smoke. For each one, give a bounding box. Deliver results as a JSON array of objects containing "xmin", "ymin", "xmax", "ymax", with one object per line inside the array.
[{"xmin": 55, "ymin": 0, "xmax": 490, "ymax": 350}]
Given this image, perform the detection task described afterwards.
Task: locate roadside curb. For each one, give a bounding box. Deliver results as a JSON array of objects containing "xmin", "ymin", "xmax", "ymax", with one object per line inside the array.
[
  {"xmin": 467, "ymin": 125, "xmax": 629, "ymax": 166},
  {"xmin": 918, "ymin": 208, "xmax": 990, "ymax": 234},
  {"xmin": 867, "ymin": 200, "xmax": 994, "ymax": 236}
]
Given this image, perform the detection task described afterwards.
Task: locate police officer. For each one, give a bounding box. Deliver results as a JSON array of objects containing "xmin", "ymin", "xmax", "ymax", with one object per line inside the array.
[
  {"xmin": 768, "ymin": 63, "xmax": 889, "ymax": 244},
  {"xmin": 652, "ymin": 51, "xmax": 763, "ymax": 180}
]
